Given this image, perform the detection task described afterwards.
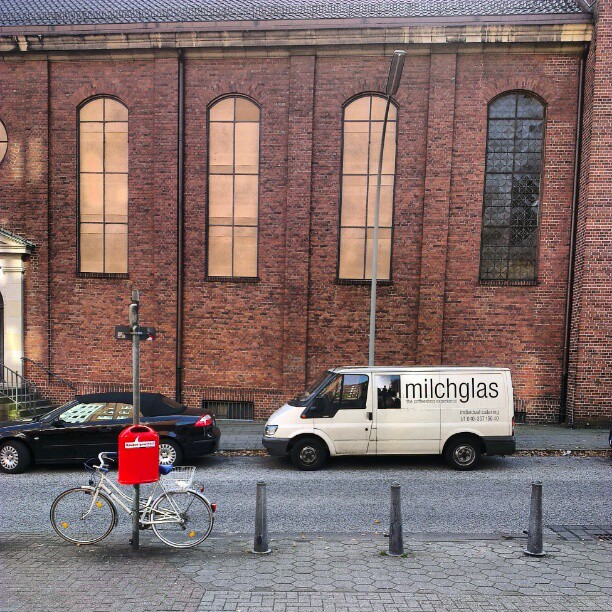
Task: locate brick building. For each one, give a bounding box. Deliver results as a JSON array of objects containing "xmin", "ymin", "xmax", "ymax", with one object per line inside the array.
[{"xmin": 0, "ymin": 0, "xmax": 610, "ymax": 424}]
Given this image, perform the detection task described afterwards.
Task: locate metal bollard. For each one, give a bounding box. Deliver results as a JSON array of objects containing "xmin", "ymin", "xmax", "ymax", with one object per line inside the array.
[
  {"xmin": 524, "ymin": 481, "xmax": 545, "ymax": 557},
  {"xmin": 388, "ymin": 482, "xmax": 404, "ymax": 556},
  {"xmin": 252, "ymin": 481, "xmax": 271, "ymax": 554}
]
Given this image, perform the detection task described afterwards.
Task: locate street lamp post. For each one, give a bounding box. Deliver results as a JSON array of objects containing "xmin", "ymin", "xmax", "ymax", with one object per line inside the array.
[{"xmin": 368, "ymin": 50, "xmax": 405, "ymax": 367}]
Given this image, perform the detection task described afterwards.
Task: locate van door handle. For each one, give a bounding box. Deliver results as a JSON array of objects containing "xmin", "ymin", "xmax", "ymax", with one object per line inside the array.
[{"xmin": 367, "ymin": 412, "xmax": 373, "ymax": 421}]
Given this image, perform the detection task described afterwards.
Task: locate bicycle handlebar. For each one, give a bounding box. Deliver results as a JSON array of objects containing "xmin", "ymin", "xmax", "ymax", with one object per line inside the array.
[{"xmin": 84, "ymin": 451, "xmax": 118, "ymax": 473}]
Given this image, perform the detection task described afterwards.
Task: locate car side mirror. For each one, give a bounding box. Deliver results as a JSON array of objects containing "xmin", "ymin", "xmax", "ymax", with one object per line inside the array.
[{"xmin": 52, "ymin": 418, "xmax": 65, "ymax": 428}]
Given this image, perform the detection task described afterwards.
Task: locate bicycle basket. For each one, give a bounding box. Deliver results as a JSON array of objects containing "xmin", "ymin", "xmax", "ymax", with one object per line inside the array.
[{"xmin": 161, "ymin": 466, "xmax": 196, "ymax": 490}]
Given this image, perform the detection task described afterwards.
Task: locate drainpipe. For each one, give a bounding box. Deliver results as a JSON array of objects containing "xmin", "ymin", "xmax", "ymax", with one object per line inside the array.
[
  {"xmin": 559, "ymin": 43, "xmax": 588, "ymax": 425},
  {"xmin": 175, "ymin": 49, "xmax": 186, "ymax": 403}
]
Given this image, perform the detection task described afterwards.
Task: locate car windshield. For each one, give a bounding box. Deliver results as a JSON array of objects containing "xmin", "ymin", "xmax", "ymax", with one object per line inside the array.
[
  {"xmin": 38, "ymin": 400, "xmax": 78, "ymax": 423},
  {"xmin": 287, "ymin": 371, "xmax": 336, "ymax": 407}
]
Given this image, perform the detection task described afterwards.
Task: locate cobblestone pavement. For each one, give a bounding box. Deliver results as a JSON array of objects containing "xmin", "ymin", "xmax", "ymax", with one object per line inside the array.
[
  {"xmin": 217, "ymin": 421, "xmax": 611, "ymax": 452},
  {"xmin": 1, "ymin": 533, "xmax": 610, "ymax": 611}
]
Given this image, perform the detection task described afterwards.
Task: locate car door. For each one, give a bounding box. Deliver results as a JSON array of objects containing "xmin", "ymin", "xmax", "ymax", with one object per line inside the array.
[
  {"xmin": 374, "ymin": 371, "xmax": 441, "ymax": 454},
  {"xmin": 313, "ymin": 373, "xmax": 374, "ymax": 455},
  {"xmin": 36, "ymin": 402, "xmax": 125, "ymax": 461}
]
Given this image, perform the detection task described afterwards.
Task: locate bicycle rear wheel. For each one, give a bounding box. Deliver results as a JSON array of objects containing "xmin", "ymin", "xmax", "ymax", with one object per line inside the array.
[
  {"xmin": 50, "ymin": 487, "xmax": 116, "ymax": 545},
  {"xmin": 151, "ymin": 490, "xmax": 213, "ymax": 548}
]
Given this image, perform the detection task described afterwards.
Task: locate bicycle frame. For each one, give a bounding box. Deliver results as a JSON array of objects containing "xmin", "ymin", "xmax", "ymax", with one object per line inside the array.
[{"xmin": 82, "ymin": 469, "xmax": 190, "ymax": 528}]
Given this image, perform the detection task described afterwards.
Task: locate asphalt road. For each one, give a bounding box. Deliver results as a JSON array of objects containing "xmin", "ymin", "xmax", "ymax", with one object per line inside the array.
[{"xmin": 1, "ymin": 455, "xmax": 610, "ymax": 538}]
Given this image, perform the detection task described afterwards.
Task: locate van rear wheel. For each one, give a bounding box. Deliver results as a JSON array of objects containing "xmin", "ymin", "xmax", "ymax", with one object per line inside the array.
[
  {"xmin": 291, "ymin": 438, "xmax": 327, "ymax": 471},
  {"xmin": 444, "ymin": 437, "xmax": 481, "ymax": 471}
]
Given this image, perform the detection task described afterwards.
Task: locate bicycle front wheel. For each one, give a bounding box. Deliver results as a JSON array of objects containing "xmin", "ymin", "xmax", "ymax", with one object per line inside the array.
[
  {"xmin": 151, "ymin": 490, "xmax": 213, "ymax": 548},
  {"xmin": 50, "ymin": 487, "xmax": 116, "ymax": 545}
]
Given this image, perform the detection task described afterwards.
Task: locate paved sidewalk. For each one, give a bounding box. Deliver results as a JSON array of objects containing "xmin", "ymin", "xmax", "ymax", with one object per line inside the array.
[
  {"xmin": 218, "ymin": 420, "xmax": 611, "ymax": 452},
  {"xmin": 1, "ymin": 532, "xmax": 610, "ymax": 611}
]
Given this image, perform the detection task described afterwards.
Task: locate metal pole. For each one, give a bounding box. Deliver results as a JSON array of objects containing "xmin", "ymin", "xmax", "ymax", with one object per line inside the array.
[
  {"xmin": 388, "ymin": 482, "xmax": 404, "ymax": 556},
  {"xmin": 252, "ymin": 481, "xmax": 271, "ymax": 554},
  {"xmin": 524, "ymin": 481, "xmax": 545, "ymax": 557},
  {"xmin": 367, "ymin": 50, "xmax": 404, "ymax": 368},
  {"xmin": 368, "ymin": 94, "xmax": 392, "ymax": 367},
  {"xmin": 130, "ymin": 289, "xmax": 140, "ymax": 550}
]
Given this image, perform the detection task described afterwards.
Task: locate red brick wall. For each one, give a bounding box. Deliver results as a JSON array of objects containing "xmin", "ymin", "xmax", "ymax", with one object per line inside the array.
[
  {"xmin": 306, "ymin": 54, "xmax": 429, "ymax": 377},
  {"xmin": 181, "ymin": 56, "xmax": 290, "ymax": 394},
  {"xmin": 40, "ymin": 58, "xmax": 179, "ymax": 402},
  {"xmin": 568, "ymin": 0, "xmax": 612, "ymax": 425},
  {"xmin": 0, "ymin": 60, "xmax": 50, "ymax": 369},
  {"xmin": 443, "ymin": 52, "xmax": 582, "ymax": 423},
  {"xmin": 2, "ymin": 42, "xmax": 607, "ymax": 424}
]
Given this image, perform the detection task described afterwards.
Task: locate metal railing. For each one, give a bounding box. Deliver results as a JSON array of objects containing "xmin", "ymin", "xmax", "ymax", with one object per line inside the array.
[
  {"xmin": 0, "ymin": 364, "xmax": 40, "ymax": 416},
  {"xmin": 21, "ymin": 357, "xmax": 77, "ymax": 390}
]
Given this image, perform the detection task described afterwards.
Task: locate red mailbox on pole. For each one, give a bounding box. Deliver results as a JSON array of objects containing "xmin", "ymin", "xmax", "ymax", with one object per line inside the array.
[{"xmin": 118, "ymin": 425, "xmax": 160, "ymax": 485}]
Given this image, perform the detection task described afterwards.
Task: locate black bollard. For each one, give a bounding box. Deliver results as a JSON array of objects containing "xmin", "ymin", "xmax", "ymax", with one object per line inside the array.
[
  {"xmin": 252, "ymin": 481, "xmax": 271, "ymax": 554},
  {"xmin": 524, "ymin": 481, "xmax": 545, "ymax": 557},
  {"xmin": 388, "ymin": 482, "xmax": 404, "ymax": 556}
]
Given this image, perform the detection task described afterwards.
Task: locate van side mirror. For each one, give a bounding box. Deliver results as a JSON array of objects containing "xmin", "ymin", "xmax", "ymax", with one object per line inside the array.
[{"xmin": 308, "ymin": 397, "xmax": 327, "ymax": 417}]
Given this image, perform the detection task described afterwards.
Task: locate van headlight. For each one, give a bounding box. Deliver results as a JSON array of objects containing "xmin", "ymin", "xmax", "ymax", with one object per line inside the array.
[{"xmin": 264, "ymin": 425, "xmax": 278, "ymax": 436}]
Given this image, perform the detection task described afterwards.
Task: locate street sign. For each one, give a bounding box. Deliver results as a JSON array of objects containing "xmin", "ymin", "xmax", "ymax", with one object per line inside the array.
[
  {"xmin": 114, "ymin": 326, "xmax": 156, "ymax": 340},
  {"xmin": 114, "ymin": 325, "xmax": 131, "ymax": 340}
]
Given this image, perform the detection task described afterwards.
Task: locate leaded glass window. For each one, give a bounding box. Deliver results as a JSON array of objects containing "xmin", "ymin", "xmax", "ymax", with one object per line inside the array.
[
  {"xmin": 78, "ymin": 97, "xmax": 129, "ymax": 274},
  {"xmin": 479, "ymin": 92, "xmax": 545, "ymax": 282},
  {"xmin": 207, "ymin": 96, "xmax": 260, "ymax": 278},
  {"xmin": 339, "ymin": 94, "xmax": 397, "ymax": 281}
]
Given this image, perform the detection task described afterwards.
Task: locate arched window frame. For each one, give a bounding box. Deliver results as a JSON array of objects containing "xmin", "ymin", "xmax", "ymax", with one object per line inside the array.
[
  {"xmin": 337, "ymin": 92, "xmax": 399, "ymax": 284},
  {"xmin": 479, "ymin": 90, "xmax": 547, "ymax": 284},
  {"xmin": 0, "ymin": 119, "xmax": 8, "ymax": 166},
  {"xmin": 77, "ymin": 95, "xmax": 129, "ymax": 277},
  {"xmin": 206, "ymin": 94, "xmax": 261, "ymax": 281}
]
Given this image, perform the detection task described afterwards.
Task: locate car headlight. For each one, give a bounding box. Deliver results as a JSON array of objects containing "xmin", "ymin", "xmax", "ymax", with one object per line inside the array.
[{"xmin": 264, "ymin": 424, "xmax": 278, "ymax": 436}]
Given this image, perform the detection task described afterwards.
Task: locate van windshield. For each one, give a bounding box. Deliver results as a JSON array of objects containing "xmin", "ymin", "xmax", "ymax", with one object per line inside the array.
[{"xmin": 287, "ymin": 371, "xmax": 336, "ymax": 407}]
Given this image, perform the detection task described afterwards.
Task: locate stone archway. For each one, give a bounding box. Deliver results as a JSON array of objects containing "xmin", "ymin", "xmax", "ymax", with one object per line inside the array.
[{"xmin": 0, "ymin": 229, "xmax": 34, "ymax": 376}]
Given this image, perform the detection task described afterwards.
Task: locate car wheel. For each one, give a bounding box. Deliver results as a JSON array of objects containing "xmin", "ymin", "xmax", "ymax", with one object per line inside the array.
[
  {"xmin": 159, "ymin": 439, "xmax": 183, "ymax": 466},
  {"xmin": 291, "ymin": 437, "xmax": 327, "ymax": 471},
  {"xmin": 0, "ymin": 440, "xmax": 31, "ymax": 474},
  {"xmin": 444, "ymin": 437, "xmax": 481, "ymax": 471}
]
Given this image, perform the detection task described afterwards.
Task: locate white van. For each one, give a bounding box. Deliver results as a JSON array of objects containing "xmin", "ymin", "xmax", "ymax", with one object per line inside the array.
[{"xmin": 262, "ymin": 367, "xmax": 516, "ymax": 470}]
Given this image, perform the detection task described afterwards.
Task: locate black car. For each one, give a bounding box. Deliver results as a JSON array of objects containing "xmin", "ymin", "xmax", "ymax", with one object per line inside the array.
[{"xmin": 0, "ymin": 392, "xmax": 220, "ymax": 473}]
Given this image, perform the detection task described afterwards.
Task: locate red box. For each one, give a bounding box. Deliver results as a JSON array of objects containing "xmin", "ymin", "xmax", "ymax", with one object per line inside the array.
[{"xmin": 118, "ymin": 425, "xmax": 160, "ymax": 485}]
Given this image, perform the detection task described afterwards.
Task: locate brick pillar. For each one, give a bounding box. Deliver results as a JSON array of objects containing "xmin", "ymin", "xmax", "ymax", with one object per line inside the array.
[
  {"xmin": 568, "ymin": 0, "xmax": 612, "ymax": 424},
  {"xmin": 281, "ymin": 54, "xmax": 316, "ymax": 394},
  {"xmin": 416, "ymin": 52, "xmax": 457, "ymax": 364}
]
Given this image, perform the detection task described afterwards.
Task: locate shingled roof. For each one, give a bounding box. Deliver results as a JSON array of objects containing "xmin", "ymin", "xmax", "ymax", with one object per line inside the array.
[{"xmin": 0, "ymin": 1, "xmax": 589, "ymax": 28}]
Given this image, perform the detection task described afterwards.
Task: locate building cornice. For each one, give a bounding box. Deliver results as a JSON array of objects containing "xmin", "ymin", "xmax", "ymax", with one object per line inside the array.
[{"xmin": 0, "ymin": 22, "xmax": 592, "ymax": 54}]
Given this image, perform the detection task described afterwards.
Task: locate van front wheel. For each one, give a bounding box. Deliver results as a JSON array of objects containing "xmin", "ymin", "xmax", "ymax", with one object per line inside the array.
[
  {"xmin": 291, "ymin": 438, "xmax": 327, "ymax": 471},
  {"xmin": 444, "ymin": 437, "xmax": 481, "ymax": 471}
]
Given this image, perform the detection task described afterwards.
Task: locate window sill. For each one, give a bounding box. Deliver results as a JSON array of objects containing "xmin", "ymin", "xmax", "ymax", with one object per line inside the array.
[
  {"xmin": 336, "ymin": 279, "xmax": 393, "ymax": 287},
  {"xmin": 479, "ymin": 279, "xmax": 538, "ymax": 287},
  {"xmin": 204, "ymin": 276, "xmax": 260, "ymax": 283},
  {"xmin": 77, "ymin": 272, "xmax": 129, "ymax": 279}
]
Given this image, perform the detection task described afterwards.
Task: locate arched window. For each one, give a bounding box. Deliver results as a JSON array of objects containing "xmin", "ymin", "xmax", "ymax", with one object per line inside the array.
[
  {"xmin": 339, "ymin": 94, "xmax": 397, "ymax": 281},
  {"xmin": 207, "ymin": 96, "xmax": 260, "ymax": 278},
  {"xmin": 0, "ymin": 119, "xmax": 7, "ymax": 164},
  {"xmin": 480, "ymin": 92, "xmax": 545, "ymax": 282},
  {"xmin": 78, "ymin": 97, "xmax": 128, "ymax": 274}
]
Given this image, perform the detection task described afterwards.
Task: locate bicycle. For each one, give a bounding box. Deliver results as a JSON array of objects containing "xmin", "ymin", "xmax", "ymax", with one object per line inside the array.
[{"xmin": 50, "ymin": 451, "xmax": 215, "ymax": 548}]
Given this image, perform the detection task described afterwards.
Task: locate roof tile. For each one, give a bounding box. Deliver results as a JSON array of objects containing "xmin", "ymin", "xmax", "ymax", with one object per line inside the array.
[{"xmin": 0, "ymin": 1, "xmax": 585, "ymax": 28}]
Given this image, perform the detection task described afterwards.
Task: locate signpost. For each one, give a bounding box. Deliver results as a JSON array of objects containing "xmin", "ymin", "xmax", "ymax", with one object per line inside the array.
[{"xmin": 114, "ymin": 289, "xmax": 156, "ymax": 550}]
